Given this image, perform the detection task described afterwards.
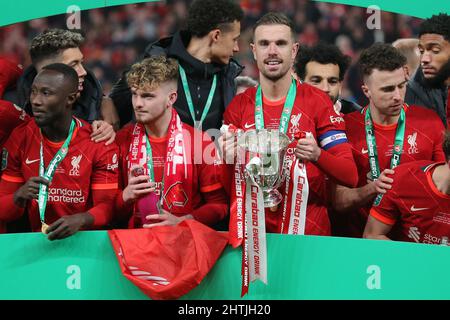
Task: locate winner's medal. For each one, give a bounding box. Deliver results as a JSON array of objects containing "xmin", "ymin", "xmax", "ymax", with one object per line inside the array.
[
  {"xmin": 41, "ymin": 223, "xmax": 49, "ymax": 234},
  {"xmin": 38, "ymin": 119, "xmax": 76, "ymax": 235}
]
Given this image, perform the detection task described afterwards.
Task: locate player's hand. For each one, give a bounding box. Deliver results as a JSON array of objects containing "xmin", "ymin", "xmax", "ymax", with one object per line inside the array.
[
  {"xmin": 294, "ymin": 135, "xmax": 321, "ymax": 162},
  {"xmin": 369, "ymin": 169, "xmax": 395, "ymax": 194},
  {"xmin": 46, "ymin": 212, "xmax": 94, "ymax": 241},
  {"xmin": 100, "ymin": 97, "xmax": 121, "ymax": 131},
  {"xmin": 91, "ymin": 120, "xmax": 116, "ymax": 145},
  {"xmin": 142, "ymin": 209, "xmax": 192, "ymax": 228},
  {"xmin": 122, "ymin": 175, "xmax": 156, "ymax": 203},
  {"xmin": 218, "ymin": 130, "xmax": 237, "ymax": 164},
  {"xmin": 13, "ymin": 176, "xmax": 50, "ymax": 207}
]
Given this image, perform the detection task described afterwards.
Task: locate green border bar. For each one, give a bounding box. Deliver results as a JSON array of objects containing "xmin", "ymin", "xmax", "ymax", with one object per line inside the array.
[
  {"xmin": 0, "ymin": 0, "xmax": 449, "ymax": 27},
  {"xmin": 1, "ymin": 230, "xmax": 450, "ymax": 299},
  {"xmin": 314, "ymin": 0, "xmax": 449, "ymax": 19},
  {"xmin": 0, "ymin": 0, "xmax": 155, "ymax": 27}
]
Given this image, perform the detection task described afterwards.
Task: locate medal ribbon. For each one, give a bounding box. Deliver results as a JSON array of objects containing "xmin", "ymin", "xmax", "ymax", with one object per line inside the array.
[
  {"xmin": 240, "ymin": 78, "xmax": 298, "ymax": 294},
  {"xmin": 38, "ymin": 119, "xmax": 76, "ymax": 224},
  {"xmin": 364, "ymin": 106, "xmax": 406, "ymax": 205},
  {"xmin": 179, "ymin": 64, "xmax": 217, "ymax": 129},
  {"xmin": 254, "ymin": 78, "xmax": 297, "ymax": 133}
]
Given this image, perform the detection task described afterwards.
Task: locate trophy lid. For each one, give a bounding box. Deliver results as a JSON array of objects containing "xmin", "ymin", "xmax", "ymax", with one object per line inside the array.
[{"xmin": 237, "ymin": 129, "xmax": 291, "ymax": 153}]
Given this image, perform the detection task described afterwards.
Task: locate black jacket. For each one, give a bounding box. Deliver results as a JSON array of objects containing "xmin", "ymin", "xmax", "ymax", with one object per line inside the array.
[
  {"xmin": 6, "ymin": 65, "xmax": 103, "ymax": 123},
  {"xmin": 405, "ymin": 67, "xmax": 448, "ymax": 127},
  {"xmin": 338, "ymin": 98, "xmax": 362, "ymax": 114},
  {"xmin": 109, "ymin": 31, "xmax": 243, "ymax": 130}
]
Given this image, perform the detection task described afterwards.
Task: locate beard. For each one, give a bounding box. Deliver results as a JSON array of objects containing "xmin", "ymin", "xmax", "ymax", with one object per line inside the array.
[{"xmin": 423, "ymin": 59, "xmax": 450, "ymax": 88}]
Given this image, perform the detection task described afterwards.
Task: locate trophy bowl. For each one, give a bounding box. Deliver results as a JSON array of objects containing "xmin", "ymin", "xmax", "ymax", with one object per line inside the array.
[{"xmin": 237, "ymin": 129, "xmax": 291, "ymax": 208}]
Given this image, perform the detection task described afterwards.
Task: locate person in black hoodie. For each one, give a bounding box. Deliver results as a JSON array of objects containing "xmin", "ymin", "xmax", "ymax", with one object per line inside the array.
[
  {"xmin": 110, "ymin": 0, "xmax": 244, "ymax": 132},
  {"xmin": 405, "ymin": 13, "xmax": 450, "ymax": 127},
  {"xmin": 4, "ymin": 29, "xmax": 118, "ymax": 144}
]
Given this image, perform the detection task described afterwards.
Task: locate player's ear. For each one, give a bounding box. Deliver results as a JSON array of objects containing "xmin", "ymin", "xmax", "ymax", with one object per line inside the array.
[
  {"xmin": 210, "ymin": 28, "xmax": 221, "ymax": 44},
  {"xmin": 167, "ymin": 90, "xmax": 177, "ymax": 108},
  {"xmin": 67, "ymin": 91, "xmax": 77, "ymax": 106},
  {"xmin": 361, "ymin": 84, "xmax": 370, "ymax": 100},
  {"xmin": 250, "ymin": 42, "xmax": 257, "ymax": 61},
  {"xmin": 292, "ymin": 42, "xmax": 300, "ymax": 60}
]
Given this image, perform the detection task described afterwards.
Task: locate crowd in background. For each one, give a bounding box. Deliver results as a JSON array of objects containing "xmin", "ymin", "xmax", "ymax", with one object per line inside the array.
[{"xmin": 0, "ymin": 0, "xmax": 423, "ymax": 105}]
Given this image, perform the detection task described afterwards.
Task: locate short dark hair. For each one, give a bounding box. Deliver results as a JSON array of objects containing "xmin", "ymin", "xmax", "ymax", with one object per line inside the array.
[
  {"xmin": 30, "ymin": 29, "xmax": 84, "ymax": 66},
  {"xmin": 253, "ymin": 12, "xmax": 296, "ymax": 40},
  {"xmin": 419, "ymin": 13, "xmax": 450, "ymax": 42},
  {"xmin": 359, "ymin": 43, "xmax": 407, "ymax": 78},
  {"xmin": 444, "ymin": 131, "xmax": 450, "ymax": 161},
  {"xmin": 295, "ymin": 43, "xmax": 351, "ymax": 81},
  {"xmin": 187, "ymin": 0, "xmax": 243, "ymax": 37},
  {"xmin": 41, "ymin": 63, "xmax": 79, "ymax": 93}
]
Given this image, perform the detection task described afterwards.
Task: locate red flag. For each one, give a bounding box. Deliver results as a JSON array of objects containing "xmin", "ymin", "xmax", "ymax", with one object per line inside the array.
[{"xmin": 108, "ymin": 220, "xmax": 229, "ymax": 300}]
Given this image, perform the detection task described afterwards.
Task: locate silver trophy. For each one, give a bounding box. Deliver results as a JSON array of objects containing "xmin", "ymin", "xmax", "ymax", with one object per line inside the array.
[{"xmin": 237, "ymin": 129, "xmax": 291, "ymax": 207}]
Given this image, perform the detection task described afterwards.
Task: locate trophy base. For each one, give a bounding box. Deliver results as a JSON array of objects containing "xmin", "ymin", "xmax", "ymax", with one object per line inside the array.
[{"xmin": 263, "ymin": 189, "xmax": 283, "ymax": 208}]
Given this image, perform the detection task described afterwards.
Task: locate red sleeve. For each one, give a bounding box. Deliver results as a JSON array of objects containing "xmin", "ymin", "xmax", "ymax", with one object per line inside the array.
[
  {"xmin": 89, "ymin": 142, "xmax": 119, "ymax": 227},
  {"xmin": 432, "ymin": 115, "xmax": 446, "ymax": 162},
  {"xmin": 315, "ymin": 143, "xmax": 358, "ymax": 187},
  {"xmin": 369, "ymin": 189, "xmax": 399, "ymax": 226},
  {"xmin": 91, "ymin": 142, "xmax": 119, "ymax": 190},
  {"xmin": 0, "ymin": 101, "xmax": 29, "ymax": 148},
  {"xmin": 304, "ymin": 88, "xmax": 357, "ymax": 187},
  {"xmin": 223, "ymin": 93, "xmax": 246, "ymax": 128},
  {"xmin": 0, "ymin": 179, "xmax": 25, "ymax": 223},
  {"xmin": 88, "ymin": 189, "xmax": 117, "ymax": 227},
  {"xmin": 192, "ymin": 188, "xmax": 229, "ymax": 226},
  {"xmin": 198, "ymin": 133, "xmax": 223, "ymax": 193},
  {"xmin": 1, "ymin": 124, "xmax": 26, "ymax": 183}
]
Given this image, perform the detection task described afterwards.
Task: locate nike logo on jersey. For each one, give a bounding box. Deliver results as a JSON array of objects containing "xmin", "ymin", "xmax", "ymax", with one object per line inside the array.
[
  {"xmin": 361, "ymin": 148, "xmax": 369, "ymax": 154},
  {"xmin": 25, "ymin": 158, "xmax": 40, "ymax": 165},
  {"xmin": 410, "ymin": 205, "xmax": 429, "ymax": 212},
  {"xmin": 244, "ymin": 122, "xmax": 255, "ymax": 129}
]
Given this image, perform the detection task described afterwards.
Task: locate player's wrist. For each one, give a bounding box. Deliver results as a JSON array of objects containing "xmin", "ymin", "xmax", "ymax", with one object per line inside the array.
[
  {"xmin": 122, "ymin": 189, "xmax": 135, "ymax": 204},
  {"xmin": 79, "ymin": 212, "xmax": 94, "ymax": 228},
  {"xmin": 180, "ymin": 214, "xmax": 194, "ymax": 223},
  {"xmin": 313, "ymin": 147, "xmax": 321, "ymax": 162},
  {"xmin": 13, "ymin": 189, "xmax": 27, "ymax": 208}
]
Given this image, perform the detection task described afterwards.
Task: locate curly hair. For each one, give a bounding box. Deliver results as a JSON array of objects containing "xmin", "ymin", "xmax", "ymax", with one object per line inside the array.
[
  {"xmin": 419, "ymin": 13, "xmax": 450, "ymax": 42},
  {"xmin": 29, "ymin": 29, "xmax": 84, "ymax": 65},
  {"xmin": 295, "ymin": 43, "xmax": 351, "ymax": 81},
  {"xmin": 253, "ymin": 12, "xmax": 296, "ymax": 40},
  {"xmin": 187, "ymin": 0, "xmax": 243, "ymax": 37},
  {"xmin": 127, "ymin": 56, "xmax": 178, "ymax": 90},
  {"xmin": 359, "ymin": 43, "xmax": 406, "ymax": 78}
]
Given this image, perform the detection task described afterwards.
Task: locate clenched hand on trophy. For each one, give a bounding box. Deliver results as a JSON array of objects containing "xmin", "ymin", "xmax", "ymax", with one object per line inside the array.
[{"xmin": 294, "ymin": 132, "xmax": 321, "ymax": 162}]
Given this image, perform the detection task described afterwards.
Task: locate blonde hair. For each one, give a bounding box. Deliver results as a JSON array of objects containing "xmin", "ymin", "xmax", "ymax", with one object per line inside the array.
[{"xmin": 127, "ymin": 56, "xmax": 178, "ymax": 90}]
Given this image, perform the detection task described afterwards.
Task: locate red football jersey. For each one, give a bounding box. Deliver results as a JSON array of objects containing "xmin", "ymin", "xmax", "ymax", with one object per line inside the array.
[
  {"xmin": 0, "ymin": 100, "xmax": 29, "ymax": 150},
  {"xmin": 370, "ymin": 161, "xmax": 450, "ymax": 244},
  {"xmin": 0, "ymin": 118, "xmax": 119, "ymax": 231},
  {"xmin": 224, "ymin": 81, "xmax": 351, "ymax": 235},
  {"xmin": 115, "ymin": 123, "xmax": 223, "ymax": 226},
  {"xmin": 341, "ymin": 105, "xmax": 446, "ymax": 237}
]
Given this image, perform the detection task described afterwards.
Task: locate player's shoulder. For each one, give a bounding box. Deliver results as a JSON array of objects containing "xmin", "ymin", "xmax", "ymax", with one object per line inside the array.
[
  {"xmin": 296, "ymin": 81, "xmax": 332, "ymax": 106},
  {"xmin": 0, "ymin": 100, "xmax": 25, "ymax": 118},
  {"xmin": 407, "ymin": 104, "xmax": 443, "ymax": 124},
  {"xmin": 116, "ymin": 122, "xmax": 135, "ymax": 146},
  {"xmin": 75, "ymin": 119, "xmax": 118, "ymax": 152},
  {"xmin": 229, "ymin": 86, "xmax": 257, "ymax": 108},
  {"xmin": 344, "ymin": 108, "xmax": 364, "ymax": 122},
  {"xmin": 8, "ymin": 117, "xmax": 36, "ymax": 141},
  {"xmin": 394, "ymin": 160, "xmax": 435, "ymax": 180}
]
